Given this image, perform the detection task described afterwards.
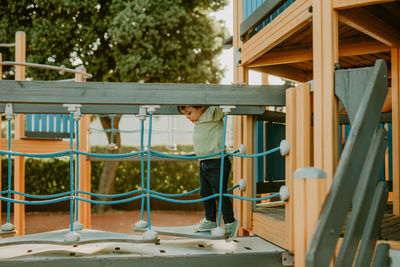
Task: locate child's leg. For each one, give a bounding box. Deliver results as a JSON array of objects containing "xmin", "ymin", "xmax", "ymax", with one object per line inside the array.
[
  {"xmin": 202, "ymin": 158, "xmax": 235, "ymax": 224},
  {"xmin": 200, "ymin": 160, "xmax": 216, "ymax": 222}
]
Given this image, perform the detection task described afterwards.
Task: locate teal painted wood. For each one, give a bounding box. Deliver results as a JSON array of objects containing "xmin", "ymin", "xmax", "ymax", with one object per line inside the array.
[
  {"xmin": 55, "ymin": 115, "xmax": 62, "ymax": 132},
  {"xmin": 256, "ymin": 121, "xmax": 264, "ymax": 183},
  {"xmin": 62, "ymin": 114, "xmax": 69, "ymax": 133},
  {"xmin": 48, "ymin": 114, "xmax": 55, "ymax": 132},
  {"xmin": 34, "ymin": 114, "xmax": 40, "ymax": 131},
  {"xmin": 26, "ymin": 114, "xmax": 32, "ymax": 131},
  {"xmin": 242, "ymin": 0, "xmax": 296, "ymax": 39},
  {"xmin": 41, "ymin": 114, "xmax": 48, "ymax": 132}
]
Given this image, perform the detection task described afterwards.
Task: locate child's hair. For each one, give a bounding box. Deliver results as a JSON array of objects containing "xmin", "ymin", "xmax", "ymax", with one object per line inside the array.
[{"xmin": 177, "ymin": 105, "xmax": 204, "ymax": 114}]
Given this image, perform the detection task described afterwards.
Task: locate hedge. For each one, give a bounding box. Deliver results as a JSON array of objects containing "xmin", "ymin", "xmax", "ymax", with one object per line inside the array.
[{"xmin": 1, "ymin": 145, "xmax": 233, "ymax": 198}]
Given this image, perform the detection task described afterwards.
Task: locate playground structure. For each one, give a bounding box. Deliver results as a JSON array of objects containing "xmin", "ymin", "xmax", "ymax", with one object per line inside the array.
[{"xmin": 0, "ymin": 0, "xmax": 400, "ymax": 266}]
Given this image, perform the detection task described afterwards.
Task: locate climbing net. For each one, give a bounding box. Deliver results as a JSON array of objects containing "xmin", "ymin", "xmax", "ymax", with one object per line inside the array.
[{"xmin": 0, "ymin": 105, "xmax": 290, "ymax": 242}]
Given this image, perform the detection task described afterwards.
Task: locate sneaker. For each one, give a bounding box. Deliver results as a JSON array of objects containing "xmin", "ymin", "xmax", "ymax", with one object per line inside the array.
[
  {"xmin": 194, "ymin": 218, "xmax": 217, "ymax": 232},
  {"xmin": 224, "ymin": 219, "xmax": 240, "ymax": 239}
]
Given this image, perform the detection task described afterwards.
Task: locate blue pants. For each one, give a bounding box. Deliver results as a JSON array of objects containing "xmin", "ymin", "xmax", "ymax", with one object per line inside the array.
[{"xmin": 199, "ymin": 157, "xmax": 235, "ymax": 224}]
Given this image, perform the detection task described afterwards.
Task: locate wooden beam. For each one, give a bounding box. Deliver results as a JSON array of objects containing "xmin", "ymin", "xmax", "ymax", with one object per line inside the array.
[
  {"xmin": 333, "ymin": 0, "xmax": 396, "ymax": 9},
  {"xmin": 0, "ymin": 80, "xmax": 289, "ymax": 106},
  {"xmin": 240, "ymin": 0, "xmax": 312, "ymax": 65},
  {"xmin": 251, "ymin": 65, "xmax": 312, "ymax": 83},
  {"xmin": 338, "ymin": 8, "xmax": 400, "ymax": 47},
  {"xmin": 0, "ymin": 139, "xmax": 71, "ymax": 153},
  {"xmin": 248, "ymin": 40, "xmax": 389, "ymax": 67}
]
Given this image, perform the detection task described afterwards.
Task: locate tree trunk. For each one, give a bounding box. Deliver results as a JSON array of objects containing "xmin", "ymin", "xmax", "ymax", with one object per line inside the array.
[{"xmin": 94, "ymin": 116, "xmax": 122, "ymax": 213}]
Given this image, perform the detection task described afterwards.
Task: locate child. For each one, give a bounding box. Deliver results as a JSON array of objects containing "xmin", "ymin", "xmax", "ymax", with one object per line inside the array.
[{"xmin": 178, "ymin": 105, "xmax": 239, "ymax": 238}]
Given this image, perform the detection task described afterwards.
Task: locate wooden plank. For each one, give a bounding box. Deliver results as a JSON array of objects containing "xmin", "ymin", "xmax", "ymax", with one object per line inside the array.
[
  {"xmin": 313, "ymin": 0, "xmax": 338, "ymax": 194},
  {"xmin": 253, "ymin": 212, "xmax": 288, "ymax": 249},
  {"xmin": 242, "ymin": 115, "xmax": 253, "ymax": 230},
  {"xmin": 248, "ymin": 40, "xmax": 389, "ymax": 67},
  {"xmin": 0, "ymin": 80, "xmax": 288, "ymax": 106},
  {"xmin": 0, "ymin": 104, "xmax": 268, "ymax": 116},
  {"xmin": 285, "ymin": 87, "xmax": 296, "ymax": 252},
  {"xmin": 0, "ymin": 139, "xmax": 71, "ymax": 153},
  {"xmin": 240, "ymin": 0, "xmax": 312, "ymax": 65},
  {"xmin": 392, "ymin": 48, "xmax": 400, "ymax": 216},
  {"xmin": 233, "ymin": 0, "xmax": 246, "ymax": 235},
  {"xmin": 251, "ymin": 65, "xmax": 312, "ymax": 82},
  {"xmin": 333, "ymin": 0, "xmax": 396, "ymax": 9},
  {"xmin": 338, "ymin": 8, "xmax": 400, "ymax": 47},
  {"xmin": 14, "ymin": 32, "xmax": 26, "ymax": 236}
]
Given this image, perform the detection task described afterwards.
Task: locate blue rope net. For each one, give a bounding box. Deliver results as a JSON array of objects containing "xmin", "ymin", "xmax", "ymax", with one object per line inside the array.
[{"xmin": 0, "ymin": 107, "xmax": 285, "ymax": 237}]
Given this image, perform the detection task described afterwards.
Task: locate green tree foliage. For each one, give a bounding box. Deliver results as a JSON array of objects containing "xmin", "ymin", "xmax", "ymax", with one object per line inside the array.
[
  {"xmin": 0, "ymin": 0, "xmax": 228, "ymax": 211},
  {"xmin": 0, "ymin": 0, "xmax": 227, "ymax": 83}
]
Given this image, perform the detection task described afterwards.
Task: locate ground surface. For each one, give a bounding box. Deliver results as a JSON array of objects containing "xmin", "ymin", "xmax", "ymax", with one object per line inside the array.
[{"xmin": 2, "ymin": 210, "xmax": 204, "ymax": 236}]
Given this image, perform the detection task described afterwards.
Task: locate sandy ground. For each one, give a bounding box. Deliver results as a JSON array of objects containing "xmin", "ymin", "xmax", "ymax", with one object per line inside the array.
[{"xmin": 1, "ymin": 210, "xmax": 204, "ymax": 236}]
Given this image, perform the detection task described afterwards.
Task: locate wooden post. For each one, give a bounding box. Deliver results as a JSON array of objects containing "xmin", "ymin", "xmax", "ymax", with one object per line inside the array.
[
  {"xmin": 312, "ymin": 0, "xmax": 339, "ymax": 215},
  {"xmin": 293, "ymin": 168, "xmax": 327, "ymax": 267},
  {"xmin": 285, "ymin": 87, "xmax": 297, "ymax": 252},
  {"xmin": 233, "ymin": 0, "xmax": 251, "ymax": 235},
  {"xmin": 14, "ymin": 31, "xmax": 26, "ymax": 236},
  {"xmin": 392, "ymin": 48, "xmax": 400, "ymax": 216},
  {"xmin": 75, "ymin": 67, "xmax": 91, "ymax": 228}
]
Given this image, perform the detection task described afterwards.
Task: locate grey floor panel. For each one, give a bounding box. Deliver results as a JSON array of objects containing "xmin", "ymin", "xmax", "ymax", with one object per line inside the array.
[{"xmin": 134, "ymin": 225, "xmax": 226, "ymax": 240}]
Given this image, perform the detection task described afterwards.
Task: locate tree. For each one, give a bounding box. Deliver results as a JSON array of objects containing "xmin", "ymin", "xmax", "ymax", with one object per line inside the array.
[{"xmin": 0, "ymin": 0, "xmax": 228, "ymax": 212}]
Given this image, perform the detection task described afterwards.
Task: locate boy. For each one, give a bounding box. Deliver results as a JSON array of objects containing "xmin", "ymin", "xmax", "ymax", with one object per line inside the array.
[{"xmin": 178, "ymin": 105, "xmax": 239, "ymax": 238}]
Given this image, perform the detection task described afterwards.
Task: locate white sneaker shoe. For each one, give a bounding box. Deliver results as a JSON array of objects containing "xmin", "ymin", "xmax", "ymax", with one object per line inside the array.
[
  {"xmin": 194, "ymin": 218, "xmax": 217, "ymax": 232},
  {"xmin": 225, "ymin": 219, "xmax": 240, "ymax": 239}
]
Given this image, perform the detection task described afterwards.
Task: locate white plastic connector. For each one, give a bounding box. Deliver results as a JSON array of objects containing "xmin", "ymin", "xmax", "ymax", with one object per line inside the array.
[
  {"xmin": 219, "ymin": 105, "xmax": 236, "ymax": 114},
  {"xmin": 239, "ymin": 144, "xmax": 246, "ymax": 154},
  {"xmin": 238, "ymin": 179, "xmax": 246, "ymax": 191},
  {"xmin": 4, "ymin": 104, "xmax": 14, "ymax": 120},
  {"xmin": 137, "ymin": 106, "xmax": 147, "ymax": 121},
  {"xmin": 1, "ymin": 222, "xmax": 15, "ymax": 231},
  {"xmin": 135, "ymin": 220, "xmax": 148, "ymax": 229},
  {"xmin": 64, "ymin": 231, "xmax": 80, "ymax": 243},
  {"xmin": 72, "ymin": 221, "xmax": 84, "ymax": 231},
  {"xmin": 63, "ymin": 104, "xmax": 82, "ymax": 113},
  {"xmin": 279, "ymin": 186, "xmax": 290, "ymax": 201},
  {"xmin": 280, "ymin": 140, "xmax": 290, "ymax": 156},
  {"xmin": 142, "ymin": 229, "xmax": 158, "ymax": 241},
  {"xmin": 59, "ymin": 65, "xmax": 66, "ymax": 75},
  {"xmin": 108, "ymin": 143, "xmax": 118, "ymax": 150},
  {"xmin": 73, "ymin": 107, "xmax": 82, "ymax": 120},
  {"xmin": 142, "ymin": 105, "xmax": 160, "ymax": 114}
]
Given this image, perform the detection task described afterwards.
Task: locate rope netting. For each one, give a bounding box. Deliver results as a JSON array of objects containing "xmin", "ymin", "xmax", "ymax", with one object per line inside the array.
[{"xmin": 0, "ymin": 105, "xmax": 289, "ymax": 241}]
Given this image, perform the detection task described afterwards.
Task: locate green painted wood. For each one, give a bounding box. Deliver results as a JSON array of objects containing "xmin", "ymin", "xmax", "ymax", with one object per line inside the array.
[
  {"xmin": 354, "ymin": 181, "xmax": 388, "ymax": 267},
  {"xmin": 335, "ymin": 128, "xmax": 387, "ymax": 266},
  {"xmin": 306, "ymin": 59, "xmax": 388, "ymax": 267},
  {"xmin": 0, "ymin": 80, "xmax": 289, "ymax": 106},
  {"xmin": 240, "ymin": 0, "xmax": 285, "ymax": 38},
  {"xmin": 0, "ymin": 104, "xmax": 267, "ymax": 115}
]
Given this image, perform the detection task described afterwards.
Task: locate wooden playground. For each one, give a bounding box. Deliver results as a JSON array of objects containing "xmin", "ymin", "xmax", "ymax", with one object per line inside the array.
[{"xmin": 0, "ymin": 0, "xmax": 399, "ymax": 266}]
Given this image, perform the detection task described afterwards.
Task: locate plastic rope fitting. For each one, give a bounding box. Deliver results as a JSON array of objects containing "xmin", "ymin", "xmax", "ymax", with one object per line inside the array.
[
  {"xmin": 142, "ymin": 105, "xmax": 160, "ymax": 114},
  {"xmin": 137, "ymin": 106, "xmax": 147, "ymax": 121},
  {"xmin": 4, "ymin": 104, "xmax": 14, "ymax": 120},
  {"xmin": 73, "ymin": 107, "xmax": 82, "ymax": 120},
  {"xmin": 219, "ymin": 105, "xmax": 236, "ymax": 114},
  {"xmin": 63, "ymin": 104, "xmax": 82, "ymax": 113}
]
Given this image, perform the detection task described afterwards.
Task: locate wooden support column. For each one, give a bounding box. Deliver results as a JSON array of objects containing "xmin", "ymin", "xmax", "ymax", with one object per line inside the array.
[
  {"xmin": 290, "ymin": 83, "xmax": 312, "ymax": 267},
  {"xmin": 233, "ymin": 0, "xmax": 251, "ymax": 235},
  {"xmin": 392, "ymin": 48, "xmax": 400, "ymax": 216},
  {"xmin": 14, "ymin": 31, "xmax": 26, "ymax": 236},
  {"xmin": 285, "ymin": 87, "xmax": 297, "ymax": 252},
  {"xmin": 312, "ymin": 0, "xmax": 339, "ymax": 206},
  {"xmin": 75, "ymin": 68, "xmax": 91, "ymax": 228}
]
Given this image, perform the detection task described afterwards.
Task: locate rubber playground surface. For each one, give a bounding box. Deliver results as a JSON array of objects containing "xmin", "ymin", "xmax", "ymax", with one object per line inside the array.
[{"xmin": 2, "ymin": 210, "xmax": 204, "ymax": 236}]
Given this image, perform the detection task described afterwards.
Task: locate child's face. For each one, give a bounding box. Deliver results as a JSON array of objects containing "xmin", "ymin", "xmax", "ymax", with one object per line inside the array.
[{"xmin": 181, "ymin": 106, "xmax": 206, "ymax": 122}]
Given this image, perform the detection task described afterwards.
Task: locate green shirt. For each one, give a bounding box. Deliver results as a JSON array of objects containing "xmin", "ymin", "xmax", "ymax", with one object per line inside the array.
[{"xmin": 193, "ymin": 106, "xmax": 224, "ymax": 158}]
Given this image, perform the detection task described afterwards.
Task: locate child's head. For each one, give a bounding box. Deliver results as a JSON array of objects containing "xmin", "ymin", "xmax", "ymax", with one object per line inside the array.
[{"xmin": 177, "ymin": 106, "xmax": 207, "ymax": 122}]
